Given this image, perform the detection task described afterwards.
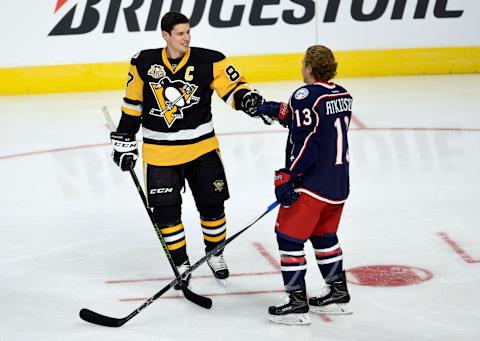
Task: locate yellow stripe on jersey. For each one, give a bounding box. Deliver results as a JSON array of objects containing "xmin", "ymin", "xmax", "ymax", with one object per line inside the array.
[
  {"xmin": 142, "ymin": 136, "xmax": 219, "ymax": 166},
  {"xmin": 211, "ymin": 58, "xmax": 250, "ymax": 99},
  {"xmin": 125, "ymin": 64, "xmax": 143, "ymax": 102},
  {"xmin": 160, "ymin": 223, "xmax": 184, "ymax": 235},
  {"xmin": 168, "ymin": 239, "xmax": 187, "ymax": 251},
  {"xmin": 200, "ymin": 217, "xmax": 226, "ymax": 227},
  {"xmin": 121, "ymin": 106, "xmax": 142, "ymax": 117},
  {"xmin": 203, "ymin": 232, "xmax": 227, "ymax": 243},
  {"xmin": 226, "ymin": 83, "xmax": 253, "ymax": 108}
]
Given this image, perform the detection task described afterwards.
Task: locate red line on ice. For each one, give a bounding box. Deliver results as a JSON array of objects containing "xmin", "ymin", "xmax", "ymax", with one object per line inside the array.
[
  {"xmin": 438, "ymin": 232, "xmax": 480, "ymax": 263},
  {"xmin": 106, "ymin": 271, "xmax": 279, "ymax": 284},
  {"xmin": 351, "ymin": 113, "xmax": 367, "ymax": 129},
  {"xmin": 252, "ymin": 242, "xmax": 281, "ymax": 271},
  {"xmin": 2, "ymin": 128, "xmax": 480, "ymax": 160},
  {"xmin": 119, "ymin": 289, "xmax": 285, "ymax": 301}
]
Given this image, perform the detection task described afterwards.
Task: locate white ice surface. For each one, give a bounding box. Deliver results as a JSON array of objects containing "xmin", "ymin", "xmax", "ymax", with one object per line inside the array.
[{"xmin": 0, "ymin": 75, "xmax": 479, "ymax": 340}]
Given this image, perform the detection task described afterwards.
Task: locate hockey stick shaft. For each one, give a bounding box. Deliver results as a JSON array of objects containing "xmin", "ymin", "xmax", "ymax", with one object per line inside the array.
[
  {"xmin": 79, "ymin": 200, "xmax": 279, "ymax": 327},
  {"xmin": 127, "ymin": 165, "xmax": 211, "ymax": 308},
  {"xmin": 185, "ymin": 201, "xmax": 280, "ymax": 276},
  {"xmin": 101, "ymin": 106, "xmax": 211, "ymax": 309}
]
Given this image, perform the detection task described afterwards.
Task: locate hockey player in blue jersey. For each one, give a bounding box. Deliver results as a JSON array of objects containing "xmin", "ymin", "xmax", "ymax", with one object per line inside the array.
[{"xmin": 258, "ymin": 45, "xmax": 353, "ymax": 325}]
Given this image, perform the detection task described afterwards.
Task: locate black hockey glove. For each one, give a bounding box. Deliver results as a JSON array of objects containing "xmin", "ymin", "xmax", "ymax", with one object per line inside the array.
[
  {"xmin": 258, "ymin": 101, "xmax": 290, "ymax": 127},
  {"xmin": 110, "ymin": 132, "xmax": 138, "ymax": 171},
  {"xmin": 274, "ymin": 169, "xmax": 300, "ymax": 207},
  {"xmin": 235, "ymin": 89, "xmax": 273, "ymax": 125}
]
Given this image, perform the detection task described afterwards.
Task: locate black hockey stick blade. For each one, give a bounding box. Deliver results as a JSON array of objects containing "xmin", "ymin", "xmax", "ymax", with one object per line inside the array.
[
  {"xmin": 181, "ymin": 287, "xmax": 212, "ymax": 309},
  {"xmin": 80, "ymin": 280, "xmax": 175, "ymax": 327},
  {"xmin": 79, "ymin": 201, "xmax": 278, "ymax": 327},
  {"xmin": 79, "ymin": 308, "xmax": 127, "ymax": 328},
  {"xmin": 79, "ymin": 281, "xmax": 210, "ymax": 327}
]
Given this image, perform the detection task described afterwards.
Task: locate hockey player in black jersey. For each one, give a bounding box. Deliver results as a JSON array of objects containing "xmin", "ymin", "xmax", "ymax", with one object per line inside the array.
[
  {"xmin": 110, "ymin": 12, "xmax": 271, "ymax": 288},
  {"xmin": 258, "ymin": 45, "xmax": 353, "ymax": 325}
]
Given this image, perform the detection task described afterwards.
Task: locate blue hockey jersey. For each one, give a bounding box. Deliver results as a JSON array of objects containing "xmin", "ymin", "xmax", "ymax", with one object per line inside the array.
[{"xmin": 285, "ymin": 82, "xmax": 352, "ymax": 203}]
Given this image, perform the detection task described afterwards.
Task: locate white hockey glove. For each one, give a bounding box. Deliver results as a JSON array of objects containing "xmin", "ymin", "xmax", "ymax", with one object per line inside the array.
[{"xmin": 110, "ymin": 132, "xmax": 138, "ymax": 171}]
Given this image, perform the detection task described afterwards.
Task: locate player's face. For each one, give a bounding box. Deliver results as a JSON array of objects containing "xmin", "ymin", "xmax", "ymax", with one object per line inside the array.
[
  {"xmin": 163, "ymin": 23, "xmax": 191, "ymax": 58},
  {"xmin": 301, "ymin": 57, "xmax": 314, "ymax": 84}
]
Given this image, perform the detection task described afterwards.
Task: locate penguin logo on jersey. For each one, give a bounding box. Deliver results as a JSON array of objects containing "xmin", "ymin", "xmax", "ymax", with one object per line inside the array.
[{"xmin": 149, "ymin": 77, "xmax": 200, "ymax": 128}]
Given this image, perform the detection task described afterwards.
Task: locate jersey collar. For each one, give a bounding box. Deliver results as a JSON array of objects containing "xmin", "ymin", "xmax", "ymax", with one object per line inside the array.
[
  {"xmin": 314, "ymin": 81, "xmax": 336, "ymax": 89},
  {"xmin": 162, "ymin": 47, "xmax": 191, "ymax": 74}
]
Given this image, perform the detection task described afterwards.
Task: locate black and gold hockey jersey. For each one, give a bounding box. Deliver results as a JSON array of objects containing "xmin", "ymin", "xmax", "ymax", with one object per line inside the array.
[{"xmin": 120, "ymin": 47, "xmax": 253, "ymax": 166}]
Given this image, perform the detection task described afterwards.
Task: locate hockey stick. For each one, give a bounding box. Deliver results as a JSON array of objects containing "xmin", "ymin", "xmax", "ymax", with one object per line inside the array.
[
  {"xmin": 100, "ymin": 106, "xmax": 211, "ymax": 309},
  {"xmin": 79, "ymin": 200, "xmax": 279, "ymax": 327}
]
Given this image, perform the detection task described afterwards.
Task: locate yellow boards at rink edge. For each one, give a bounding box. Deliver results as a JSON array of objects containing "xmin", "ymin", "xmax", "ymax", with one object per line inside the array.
[{"xmin": 0, "ymin": 0, "xmax": 479, "ymax": 95}]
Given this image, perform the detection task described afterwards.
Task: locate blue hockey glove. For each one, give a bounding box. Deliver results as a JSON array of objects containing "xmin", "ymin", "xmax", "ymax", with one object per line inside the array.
[
  {"xmin": 110, "ymin": 132, "xmax": 138, "ymax": 171},
  {"xmin": 258, "ymin": 101, "xmax": 290, "ymax": 127},
  {"xmin": 274, "ymin": 169, "xmax": 300, "ymax": 207}
]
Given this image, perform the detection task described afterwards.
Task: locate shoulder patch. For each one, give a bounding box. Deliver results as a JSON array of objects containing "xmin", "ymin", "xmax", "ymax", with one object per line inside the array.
[
  {"xmin": 294, "ymin": 88, "xmax": 309, "ymax": 100},
  {"xmin": 147, "ymin": 64, "xmax": 166, "ymax": 79}
]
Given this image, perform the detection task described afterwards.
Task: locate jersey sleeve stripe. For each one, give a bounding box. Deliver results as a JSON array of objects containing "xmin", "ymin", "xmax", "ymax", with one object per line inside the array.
[
  {"xmin": 123, "ymin": 98, "xmax": 143, "ymax": 106},
  {"xmin": 121, "ymin": 107, "xmax": 142, "ymax": 117},
  {"xmin": 122, "ymin": 99, "xmax": 143, "ymax": 112},
  {"xmin": 221, "ymin": 81, "xmax": 247, "ymax": 103}
]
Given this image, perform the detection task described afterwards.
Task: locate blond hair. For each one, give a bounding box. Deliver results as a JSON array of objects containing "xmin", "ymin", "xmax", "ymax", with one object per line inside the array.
[{"xmin": 304, "ymin": 45, "xmax": 337, "ymax": 82}]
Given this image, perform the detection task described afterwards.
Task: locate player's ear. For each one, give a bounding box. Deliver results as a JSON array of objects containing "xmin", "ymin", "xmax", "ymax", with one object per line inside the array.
[{"xmin": 162, "ymin": 31, "xmax": 169, "ymax": 41}]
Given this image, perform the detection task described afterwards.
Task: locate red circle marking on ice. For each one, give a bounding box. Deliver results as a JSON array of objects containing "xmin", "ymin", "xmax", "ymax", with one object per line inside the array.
[{"xmin": 346, "ymin": 265, "xmax": 433, "ymax": 287}]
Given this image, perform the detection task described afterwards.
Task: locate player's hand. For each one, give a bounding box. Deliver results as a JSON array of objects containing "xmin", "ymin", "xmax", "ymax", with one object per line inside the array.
[
  {"xmin": 237, "ymin": 90, "xmax": 273, "ymax": 125},
  {"xmin": 110, "ymin": 132, "xmax": 138, "ymax": 171},
  {"xmin": 258, "ymin": 101, "xmax": 290, "ymax": 127},
  {"xmin": 274, "ymin": 169, "xmax": 300, "ymax": 207},
  {"xmin": 239, "ymin": 90, "xmax": 263, "ymax": 116}
]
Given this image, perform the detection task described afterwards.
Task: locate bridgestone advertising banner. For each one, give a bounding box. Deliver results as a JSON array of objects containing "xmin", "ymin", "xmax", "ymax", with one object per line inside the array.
[{"xmin": 1, "ymin": 0, "xmax": 479, "ymax": 67}]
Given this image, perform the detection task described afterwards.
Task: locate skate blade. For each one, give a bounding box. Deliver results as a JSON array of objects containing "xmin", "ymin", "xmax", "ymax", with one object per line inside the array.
[
  {"xmin": 310, "ymin": 303, "xmax": 353, "ymax": 315},
  {"xmin": 268, "ymin": 313, "xmax": 311, "ymax": 325},
  {"xmin": 215, "ymin": 278, "xmax": 228, "ymax": 287}
]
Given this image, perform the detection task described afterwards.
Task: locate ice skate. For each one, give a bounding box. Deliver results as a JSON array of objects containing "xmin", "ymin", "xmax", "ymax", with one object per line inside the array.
[
  {"xmin": 174, "ymin": 260, "xmax": 192, "ymax": 291},
  {"xmin": 309, "ymin": 273, "xmax": 352, "ymax": 315},
  {"xmin": 207, "ymin": 253, "xmax": 229, "ymax": 286},
  {"xmin": 268, "ymin": 290, "xmax": 311, "ymax": 325}
]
